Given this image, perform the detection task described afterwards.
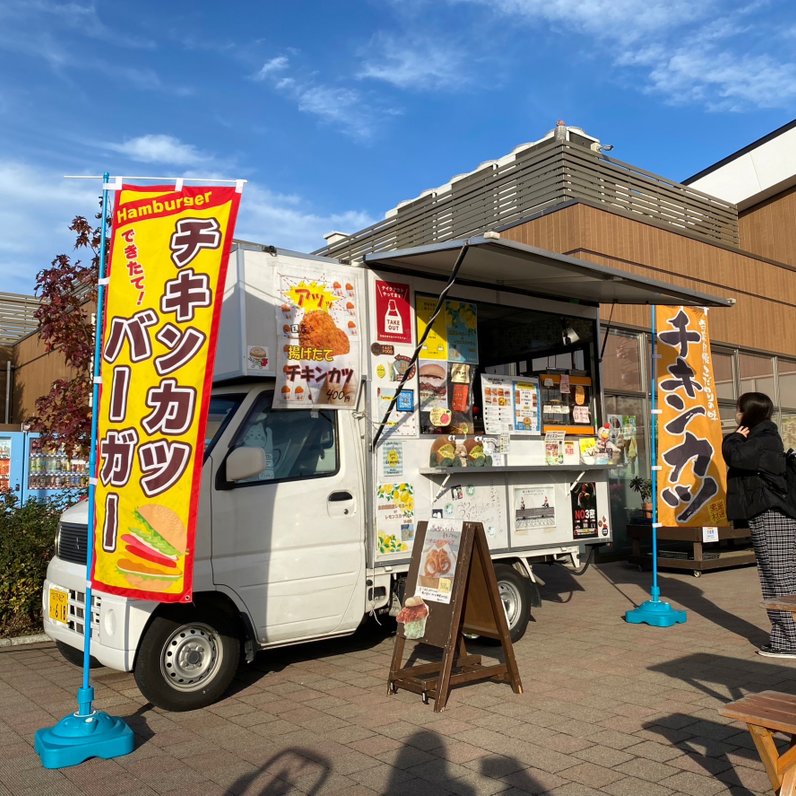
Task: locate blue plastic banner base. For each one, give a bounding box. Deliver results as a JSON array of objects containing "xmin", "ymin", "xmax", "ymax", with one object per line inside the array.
[
  {"xmin": 34, "ymin": 710, "xmax": 134, "ymax": 769},
  {"xmin": 625, "ymin": 599, "xmax": 687, "ymax": 627}
]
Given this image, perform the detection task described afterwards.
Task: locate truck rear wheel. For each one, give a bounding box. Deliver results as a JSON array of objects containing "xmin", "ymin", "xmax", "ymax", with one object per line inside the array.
[
  {"xmin": 493, "ymin": 563, "xmax": 531, "ymax": 643},
  {"xmin": 134, "ymin": 606, "xmax": 241, "ymax": 712}
]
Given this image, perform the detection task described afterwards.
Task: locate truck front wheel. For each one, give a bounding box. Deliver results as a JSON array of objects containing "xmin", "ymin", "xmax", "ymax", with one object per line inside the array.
[
  {"xmin": 134, "ymin": 606, "xmax": 241, "ymax": 711},
  {"xmin": 494, "ymin": 563, "xmax": 531, "ymax": 642}
]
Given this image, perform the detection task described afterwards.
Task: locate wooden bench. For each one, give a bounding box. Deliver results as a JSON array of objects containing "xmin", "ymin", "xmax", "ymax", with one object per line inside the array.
[
  {"xmin": 763, "ymin": 595, "xmax": 796, "ymax": 613},
  {"xmin": 720, "ymin": 690, "xmax": 796, "ymax": 794}
]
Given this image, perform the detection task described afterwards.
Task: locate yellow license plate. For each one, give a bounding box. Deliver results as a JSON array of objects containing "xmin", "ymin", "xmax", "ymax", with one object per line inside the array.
[{"xmin": 48, "ymin": 588, "xmax": 69, "ymax": 624}]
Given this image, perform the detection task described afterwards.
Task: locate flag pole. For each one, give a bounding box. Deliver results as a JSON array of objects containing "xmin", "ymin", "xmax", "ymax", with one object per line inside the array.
[
  {"xmin": 625, "ymin": 304, "xmax": 686, "ymax": 627},
  {"xmin": 35, "ymin": 173, "xmax": 134, "ymax": 768}
]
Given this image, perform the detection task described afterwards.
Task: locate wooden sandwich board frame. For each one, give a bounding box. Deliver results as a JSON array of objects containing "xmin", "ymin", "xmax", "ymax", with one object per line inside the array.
[{"xmin": 388, "ymin": 520, "xmax": 523, "ymax": 712}]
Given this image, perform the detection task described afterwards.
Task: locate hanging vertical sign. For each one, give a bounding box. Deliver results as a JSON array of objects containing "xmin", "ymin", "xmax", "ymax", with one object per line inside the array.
[
  {"xmin": 375, "ymin": 280, "xmax": 412, "ymax": 344},
  {"xmin": 91, "ymin": 183, "xmax": 242, "ymax": 602},
  {"xmin": 274, "ymin": 265, "xmax": 363, "ymax": 408},
  {"xmin": 656, "ymin": 306, "xmax": 728, "ymax": 526}
]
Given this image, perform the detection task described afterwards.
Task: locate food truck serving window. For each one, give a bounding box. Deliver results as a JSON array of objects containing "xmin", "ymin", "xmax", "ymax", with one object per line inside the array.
[{"xmin": 414, "ymin": 293, "xmax": 600, "ymax": 437}]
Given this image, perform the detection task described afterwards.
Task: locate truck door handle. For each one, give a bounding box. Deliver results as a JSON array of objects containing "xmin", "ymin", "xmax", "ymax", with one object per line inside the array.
[{"xmin": 328, "ymin": 491, "xmax": 353, "ymax": 502}]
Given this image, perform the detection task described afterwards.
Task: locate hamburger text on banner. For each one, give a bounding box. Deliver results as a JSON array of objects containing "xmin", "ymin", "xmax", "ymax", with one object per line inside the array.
[
  {"xmin": 91, "ymin": 184, "xmax": 241, "ymax": 602},
  {"xmin": 655, "ymin": 306, "xmax": 728, "ymax": 527}
]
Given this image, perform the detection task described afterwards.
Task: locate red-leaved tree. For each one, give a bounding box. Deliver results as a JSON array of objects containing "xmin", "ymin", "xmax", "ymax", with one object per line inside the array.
[{"xmin": 27, "ymin": 207, "xmax": 105, "ymax": 457}]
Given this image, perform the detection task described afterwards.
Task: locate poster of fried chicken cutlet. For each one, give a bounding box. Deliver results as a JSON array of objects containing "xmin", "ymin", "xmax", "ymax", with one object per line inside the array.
[{"xmin": 274, "ymin": 268, "xmax": 363, "ymax": 408}]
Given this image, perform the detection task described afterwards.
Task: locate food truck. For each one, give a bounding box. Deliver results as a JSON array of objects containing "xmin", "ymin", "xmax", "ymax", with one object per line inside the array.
[{"xmin": 42, "ymin": 235, "xmax": 730, "ymax": 710}]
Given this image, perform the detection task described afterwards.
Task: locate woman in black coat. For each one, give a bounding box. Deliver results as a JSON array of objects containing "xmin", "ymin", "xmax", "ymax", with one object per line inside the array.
[{"xmin": 722, "ymin": 392, "xmax": 796, "ymax": 658}]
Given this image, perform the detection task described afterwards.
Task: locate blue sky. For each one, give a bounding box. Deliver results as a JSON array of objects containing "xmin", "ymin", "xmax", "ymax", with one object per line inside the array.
[{"xmin": 1, "ymin": 0, "xmax": 794, "ymax": 296}]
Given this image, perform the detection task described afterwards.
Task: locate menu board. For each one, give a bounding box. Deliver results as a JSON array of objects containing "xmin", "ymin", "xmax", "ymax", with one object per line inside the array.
[{"xmin": 481, "ymin": 375, "xmax": 541, "ymax": 435}]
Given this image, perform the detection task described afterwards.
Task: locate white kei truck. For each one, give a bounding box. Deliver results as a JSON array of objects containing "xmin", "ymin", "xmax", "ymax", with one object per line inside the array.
[{"xmin": 43, "ymin": 235, "xmax": 726, "ymax": 711}]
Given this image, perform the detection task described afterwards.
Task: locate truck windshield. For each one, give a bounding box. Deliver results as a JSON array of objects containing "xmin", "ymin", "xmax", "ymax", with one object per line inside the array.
[{"xmin": 205, "ymin": 394, "xmax": 244, "ymax": 459}]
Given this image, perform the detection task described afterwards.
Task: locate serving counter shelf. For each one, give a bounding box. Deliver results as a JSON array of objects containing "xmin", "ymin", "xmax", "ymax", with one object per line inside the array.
[
  {"xmin": 419, "ymin": 465, "xmax": 612, "ymax": 475},
  {"xmin": 627, "ymin": 523, "xmax": 755, "ymax": 577}
]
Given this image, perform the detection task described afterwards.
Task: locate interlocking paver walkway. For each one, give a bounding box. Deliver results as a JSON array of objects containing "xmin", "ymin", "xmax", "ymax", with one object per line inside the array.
[{"xmin": 1, "ymin": 558, "xmax": 792, "ymax": 794}]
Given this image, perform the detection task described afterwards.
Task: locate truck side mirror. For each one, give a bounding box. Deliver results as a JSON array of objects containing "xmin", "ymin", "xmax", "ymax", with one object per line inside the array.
[{"xmin": 226, "ymin": 446, "xmax": 267, "ymax": 482}]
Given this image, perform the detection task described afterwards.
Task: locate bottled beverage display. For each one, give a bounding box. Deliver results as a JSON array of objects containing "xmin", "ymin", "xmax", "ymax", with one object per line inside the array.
[
  {"xmin": 27, "ymin": 438, "xmax": 88, "ymax": 491},
  {"xmin": 0, "ymin": 438, "xmax": 10, "ymax": 492}
]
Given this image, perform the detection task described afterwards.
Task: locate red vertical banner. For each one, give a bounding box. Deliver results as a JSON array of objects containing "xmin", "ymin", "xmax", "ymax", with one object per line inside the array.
[
  {"xmin": 91, "ymin": 184, "xmax": 241, "ymax": 602},
  {"xmin": 656, "ymin": 306, "xmax": 727, "ymax": 527}
]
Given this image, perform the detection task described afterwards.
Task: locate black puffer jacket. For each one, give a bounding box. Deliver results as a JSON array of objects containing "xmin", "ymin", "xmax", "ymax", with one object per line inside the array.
[{"xmin": 722, "ymin": 420, "xmax": 794, "ymax": 521}]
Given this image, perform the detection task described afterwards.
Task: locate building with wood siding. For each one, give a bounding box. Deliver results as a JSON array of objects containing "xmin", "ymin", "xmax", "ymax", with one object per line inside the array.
[{"xmin": 317, "ymin": 119, "xmax": 796, "ymax": 549}]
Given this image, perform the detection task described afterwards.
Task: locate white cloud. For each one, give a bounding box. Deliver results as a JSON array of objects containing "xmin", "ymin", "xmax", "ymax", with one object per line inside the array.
[
  {"xmin": 647, "ymin": 49, "xmax": 796, "ymax": 111},
  {"xmin": 452, "ymin": 0, "xmax": 796, "ymax": 111},
  {"xmin": 251, "ymin": 54, "xmax": 393, "ymax": 140},
  {"xmin": 236, "ymin": 183, "xmax": 376, "ymax": 253},
  {"xmin": 0, "ymin": 0, "xmax": 153, "ymax": 47},
  {"xmin": 0, "ymin": 160, "xmax": 101, "ymax": 295},
  {"xmin": 254, "ymin": 56, "xmax": 289, "ymax": 80},
  {"xmin": 0, "ymin": 157, "xmax": 377, "ymax": 295},
  {"xmin": 102, "ymin": 135, "xmax": 211, "ymax": 167},
  {"xmin": 295, "ymin": 85, "xmax": 372, "ymax": 136},
  {"xmin": 460, "ymin": 0, "xmax": 705, "ymax": 43},
  {"xmin": 359, "ymin": 33, "xmax": 468, "ymax": 91}
]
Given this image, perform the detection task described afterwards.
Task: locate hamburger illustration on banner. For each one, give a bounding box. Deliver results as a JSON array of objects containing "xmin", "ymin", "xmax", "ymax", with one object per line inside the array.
[
  {"xmin": 117, "ymin": 504, "xmax": 187, "ymax": 592},
  {"xmin": 275, "ymin": 269, "xmax": 362, "ymax": 409}
]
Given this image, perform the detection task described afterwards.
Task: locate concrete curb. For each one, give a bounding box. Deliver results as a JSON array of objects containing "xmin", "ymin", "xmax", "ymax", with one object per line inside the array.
[{"xmin": 0, "ymin": 633, "xmax": 50, "ymax": 648}]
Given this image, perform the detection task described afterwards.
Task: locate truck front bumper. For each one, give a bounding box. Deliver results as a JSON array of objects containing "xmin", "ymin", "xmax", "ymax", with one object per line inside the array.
[{"xmin": 42, "ymin": 556, "xmax": 156, "ymax": 673}]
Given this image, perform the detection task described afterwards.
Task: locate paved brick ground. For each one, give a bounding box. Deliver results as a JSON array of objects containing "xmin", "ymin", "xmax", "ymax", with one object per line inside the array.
[{"xmin": 2, "ymin": 559, "xmax": 794, "ymax": 794}]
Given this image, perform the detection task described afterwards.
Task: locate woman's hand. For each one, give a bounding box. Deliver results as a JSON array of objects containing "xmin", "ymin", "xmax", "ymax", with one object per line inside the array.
[{"xmin": 736, "ymin": 425, "xmax": 750, "ymax": 438}]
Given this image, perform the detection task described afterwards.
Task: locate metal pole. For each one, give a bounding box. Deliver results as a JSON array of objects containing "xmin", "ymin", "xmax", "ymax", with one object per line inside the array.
[
  {"xmin": 5, "ymin": 361, "xmax": 10, "ymax": 423},
  {"xmin": 650, "ymin": 304, "xmax": 660, "ymax": 602},
  {"xmin": 77, "ymin": 171, "xmax": 111, "ymax": 717}
]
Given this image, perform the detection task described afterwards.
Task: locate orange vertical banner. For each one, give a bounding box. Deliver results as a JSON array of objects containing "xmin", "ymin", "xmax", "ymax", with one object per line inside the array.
[
  {"xmin": 91, "ymin": 184, "xmax": 241, "ymax": 602},
  {"xmin": 656, "ymin": 306, "xmax": 727, "ymax": 527}
]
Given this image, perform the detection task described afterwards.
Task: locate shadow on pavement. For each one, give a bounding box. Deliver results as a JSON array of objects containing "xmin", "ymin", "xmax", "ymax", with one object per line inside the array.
[
  {"xmin": 593, "ymin": 560, "xmax": 769, "ymax": 647},
  {"xmin": 643, "ymin": 713, "xmax": 762, "ymax": 791},
  {"xmin": 649, "ymin": 652, "xmax": 796, "ymax": 703},
  {"xmin": 224, "ymin": 615, "xmax": 396, "ymax": 699},
  {"xmin": 387, "ymin": 729, "xmax": 543, "ymax": 795},
  {"xmin": 532, "ymin": 561, "xmax": 588, "ymax": 604},
  {"xmin": 121, "ymin": 703, "xmax": 155, "ymax": 748},
  {"xmin": 227, "ymin": 747, "xmax": 331, "ymax": 794},
  {"xmin": 645, "ymin": 653, "xmax": 796, "ymax": 792}
]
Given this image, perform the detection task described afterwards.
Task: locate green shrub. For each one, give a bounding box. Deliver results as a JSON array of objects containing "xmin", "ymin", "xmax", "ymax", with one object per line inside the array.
[{"xmin": 0, "ymin": 491, "xmax": 80, "ymax": 638}]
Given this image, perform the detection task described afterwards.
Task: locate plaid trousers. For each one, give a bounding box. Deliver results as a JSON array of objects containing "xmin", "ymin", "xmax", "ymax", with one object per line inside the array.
[{"xmin": 749, "ymin": 509, "xmax": 796, "ymax": 649}]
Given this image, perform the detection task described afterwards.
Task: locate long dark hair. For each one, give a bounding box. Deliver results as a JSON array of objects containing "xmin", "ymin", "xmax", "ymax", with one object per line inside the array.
[{"xmin": 737, "ymin": 392, "xmax": 774, "ymax": 428}]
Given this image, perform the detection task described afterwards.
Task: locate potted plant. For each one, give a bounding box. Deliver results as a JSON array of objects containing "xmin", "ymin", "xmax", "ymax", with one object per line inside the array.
[{"xmin": 629, "ymin": 476, "xmax": 653, "ymax": 518}]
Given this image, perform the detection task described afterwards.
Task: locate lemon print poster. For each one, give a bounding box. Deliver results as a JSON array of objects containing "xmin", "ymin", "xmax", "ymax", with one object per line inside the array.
[{"xmin": 376, "ymin": 482, "xmax": 415, "ymax": 555}]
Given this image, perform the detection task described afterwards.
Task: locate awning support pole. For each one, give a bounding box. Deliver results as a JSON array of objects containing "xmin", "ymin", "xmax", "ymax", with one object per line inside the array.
[{"xmin": 370, "ymin": 242, "xmax": 470, "ymax": 452}]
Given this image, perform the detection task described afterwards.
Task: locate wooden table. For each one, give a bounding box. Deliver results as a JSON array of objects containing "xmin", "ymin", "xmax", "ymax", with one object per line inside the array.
[
  {"xmin": 720, "ymin": 690, "xmax": 796, "ymax": 795},
  {"xmin": 627, "ymin": 524, "xmax": 755, "ymax": 577}
]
